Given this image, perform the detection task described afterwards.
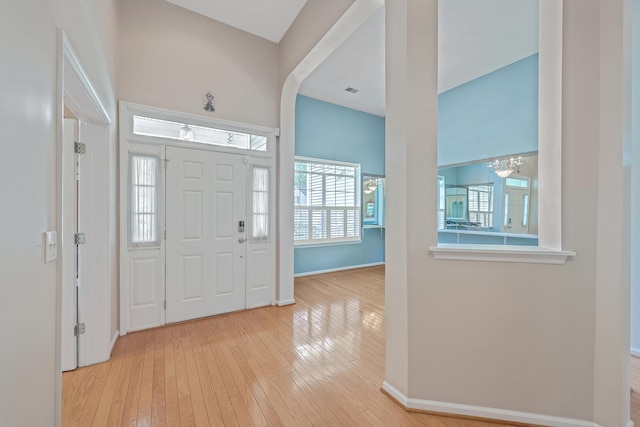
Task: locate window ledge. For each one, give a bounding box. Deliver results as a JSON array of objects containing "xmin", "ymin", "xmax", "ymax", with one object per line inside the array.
[
  {"xmin": 429, "ymin": 244, "xmax": 575, "ymax": 265},
  {"xmin": 295, "ymin": 239, "xmax": 362, "ymax": 249}
]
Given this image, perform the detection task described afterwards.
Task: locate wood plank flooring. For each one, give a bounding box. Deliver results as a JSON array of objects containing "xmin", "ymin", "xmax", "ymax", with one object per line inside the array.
[
  {"xmin": 62, "ymin": 266, "xmax": 522, "ymax": 426},
  {"xmin": 631, "ymin": 355, "xmax": 640, "ymax": 425}
]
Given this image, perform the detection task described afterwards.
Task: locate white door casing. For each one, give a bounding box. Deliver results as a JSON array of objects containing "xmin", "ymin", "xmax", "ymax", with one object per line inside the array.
[
  {"xmin": 165, "ymin": 146, "xmax": 247, "ymax": 323},
  {"xmin": 61, "ymin": 118, "xmax": 78, "ymax": 372},
  {"xmin": 56, "ymin": 33, "xmax": 114, "ymax": 425}
]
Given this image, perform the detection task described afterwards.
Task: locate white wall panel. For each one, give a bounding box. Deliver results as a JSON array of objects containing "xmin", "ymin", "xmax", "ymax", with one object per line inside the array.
[
  {"xmin": 247, "ymin": 244, "xmax": 272, "ymax": 308},
  {"xmin": 183, "ymin": 191, "xmax": 203, "ymax": 240},
  {"xmin": 128, "ymin": 251, "xmax": 162, "ymax": 330},
  {"xmin": 182, "ymin": 255, "xmax": 204, "ymax": 301}
]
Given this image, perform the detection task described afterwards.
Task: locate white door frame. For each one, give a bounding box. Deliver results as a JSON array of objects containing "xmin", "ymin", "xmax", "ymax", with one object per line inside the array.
[
  {"xmin": 55, "ymin": 29, "xmax": 112, "ymax": 424},
  {"xmin": 60, "ymin": 118, "xmax": 78, "ymax": 372},
  {"xmin": 119, "ymin": 101, "xmax": 276, "ymax": 334}
]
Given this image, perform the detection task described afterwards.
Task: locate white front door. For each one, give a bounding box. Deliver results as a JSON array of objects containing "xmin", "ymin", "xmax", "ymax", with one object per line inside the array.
[
  {"xmin": 503, "ymin": 187, "xmax": 530, "ymax": 234},
  {"xmin": 165, "ymin": 146, "xmax": 247, "ymax": 324}
]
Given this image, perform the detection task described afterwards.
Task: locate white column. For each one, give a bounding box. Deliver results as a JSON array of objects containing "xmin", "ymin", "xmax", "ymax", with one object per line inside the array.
[{"xmin": 384, "ymin": 0, "xmax": 438, "ymax": 397}]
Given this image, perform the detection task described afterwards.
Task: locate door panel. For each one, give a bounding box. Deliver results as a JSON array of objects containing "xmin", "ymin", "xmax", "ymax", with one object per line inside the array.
[
  {"xmin": 165, "ymin": 147, "xmax": 247, "ymax": 324},
  {"xmin": 131, "ymin": 256, "xmax": 159, "ymax": 307}
]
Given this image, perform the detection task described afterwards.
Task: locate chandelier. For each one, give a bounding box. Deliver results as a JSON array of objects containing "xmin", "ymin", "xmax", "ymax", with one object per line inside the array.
[
  {"xmin": 363, "ymin": 178, "xmax": 379, "ymax": 194},
  {"xmin": 487, "ymin": 157, "xmax": 524, "ymax": 178}
]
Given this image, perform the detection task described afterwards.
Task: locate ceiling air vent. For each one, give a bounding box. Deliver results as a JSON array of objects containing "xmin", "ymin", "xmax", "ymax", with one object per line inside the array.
[{"xmin": 345, "ymin": 87, "xmax": 359, "ymax": 94}]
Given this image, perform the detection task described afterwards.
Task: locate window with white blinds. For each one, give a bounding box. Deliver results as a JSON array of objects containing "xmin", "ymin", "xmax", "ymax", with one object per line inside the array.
[
  {"xmin": 251, "ymin": 166, "xmax": 269, "ymax": 241},
  {"xmin": 294, "ymin": 158, "xmax": 361, "ymax": 245},
  {"xmin": 130, "ymin": 153, "xmax": 160, "ymax": 247},
  {"xmin": 467, "ymin": 184, "xmax": 493, "ymax": 228}
]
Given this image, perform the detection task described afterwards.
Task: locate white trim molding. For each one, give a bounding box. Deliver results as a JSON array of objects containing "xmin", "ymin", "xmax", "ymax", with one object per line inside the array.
[
  {"xmin": 276, "ymin": 299, "xmax": 296, "ymax": 306},
  {"xmin": 382, "ymin": 381, "xmax": 604, "ymax": 427},
  {"xmin": 61, "ymin": 33, "xmax": 111, "ymax": 125},
  {"xmin": 429, "ymin": 244, "xmax": 575, "ymax": 265},
  {"xmin": 110, "ymin": 332, "xmax": 119, "ymax": 354},
  {"xmin": 294, "ymin": 262, "xmax": 385, "ymax": 277},
  {"xmin": 632, "ymin": 348, "xmax": 640, "ymax": 358}
]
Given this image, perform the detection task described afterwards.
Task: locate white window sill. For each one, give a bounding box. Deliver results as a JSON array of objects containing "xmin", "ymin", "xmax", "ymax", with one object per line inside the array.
[
  {"xmin": 295, "ymin": 239, "xmax": 362, "ymax": 249},
  {"xmin": 429, "ymin": 244, "xmax": 575, "ymax": 265}
]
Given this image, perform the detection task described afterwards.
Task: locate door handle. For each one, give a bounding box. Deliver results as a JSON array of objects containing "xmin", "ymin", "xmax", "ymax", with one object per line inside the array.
[{"xmin": 238, "ymin": 238, "xmax": 245, "ymax": 243}]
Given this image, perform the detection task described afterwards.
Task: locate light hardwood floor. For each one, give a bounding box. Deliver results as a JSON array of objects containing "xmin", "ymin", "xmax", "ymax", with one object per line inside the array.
[
  {"xmin": 62, "ymin": 266, "xmax": 524, "ymax": 426},
  {"xmin": 631, "ymin": 355, "xmax": 640, "ymax": 425}
]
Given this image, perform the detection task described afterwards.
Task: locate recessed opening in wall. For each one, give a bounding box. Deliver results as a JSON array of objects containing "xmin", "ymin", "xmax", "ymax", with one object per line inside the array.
[
  {"xmin": 436, "ymin": 0, "xmax": 539, "ymax": 247},
  {"xmin": 431, "ymin": 0, "xmax": 572, "ymax": 263}
]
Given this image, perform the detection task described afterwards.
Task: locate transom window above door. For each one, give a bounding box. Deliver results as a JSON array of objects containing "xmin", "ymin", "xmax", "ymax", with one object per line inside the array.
[{"xmin": 133, "ymin": 115, "xmax": 267, "ymax": 151}]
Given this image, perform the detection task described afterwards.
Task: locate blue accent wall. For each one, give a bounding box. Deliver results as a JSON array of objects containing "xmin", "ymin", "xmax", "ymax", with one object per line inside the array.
[
  {"xmin": 294, "ymin": 95, "xmax": 385, "ymax": 275},
  {"xmin": 438, "ymin": 54, "xmax": 539, "ymax": 166}
]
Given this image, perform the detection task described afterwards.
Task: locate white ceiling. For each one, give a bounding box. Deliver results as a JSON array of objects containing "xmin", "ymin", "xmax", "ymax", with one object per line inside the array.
[
  {"xmin": 164, "ymin": 0, "xmax": 308, "ymax": 43},
  {"xmin": 167, "ymin": 0, "xmax": 539, "ymax": 117},
  {"xmin": 298, "ymin": 6, "xmax": 386, "ymax": 117}
]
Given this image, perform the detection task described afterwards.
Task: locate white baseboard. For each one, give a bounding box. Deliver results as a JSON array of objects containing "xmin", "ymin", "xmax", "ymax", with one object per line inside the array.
[
  {"xmin": 110, "ymin": 331, "xmax": 119, "ymax": 355},
  {"xmin": 294, "ymin": 262, "xmax": 384, "ymax": 277},
  {"xmin": 627, "ymin": 420, "xmax": 634, "ymax": 427},
  {"xmin": 382, "ymin": 381, "xmax": 602, "ymax": 427},
  {"xmin": 277, "ymin": 299, "xmax": 296, "ymax": 306},
  {"xmin": 631, "ymin": 347, "xmax": 640, "ymax": 358}
]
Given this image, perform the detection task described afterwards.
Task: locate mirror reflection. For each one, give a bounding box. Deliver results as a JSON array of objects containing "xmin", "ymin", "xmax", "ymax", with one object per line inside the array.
[
  {"xmin": 362, "ymin": 175, "xmax": 385, "ymax": 228},
  {"xmin": 437, "ymin": 0, "xmax": 539, "ymax": 246},
  {"xmin": 438, "ymin": 154, "xmax": 538, "ymax": 245}
]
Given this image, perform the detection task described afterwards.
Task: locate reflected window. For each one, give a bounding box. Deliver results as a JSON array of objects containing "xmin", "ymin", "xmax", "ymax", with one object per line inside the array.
[
  {"xmin": 467, "ymin": 185, "xmax": 493, "ymax": 228},
  {"xmin": 437, "ymin": 176, "xmax": 446, "ymax": 229},
  {"xmin": 523, "ymin": 194, "xmax": 530, "ymax": 227}
]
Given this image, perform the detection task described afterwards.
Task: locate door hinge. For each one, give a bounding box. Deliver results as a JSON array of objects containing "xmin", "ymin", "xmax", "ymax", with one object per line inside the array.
[
  {"xmin": 74, "ymin": 142, "xmax": 86, "ymax": 154},
  {"xmin": 164, "ymin": 300, "xmax": 166, "ymax": 310},
  {"xmin": 74, "ymin": 233, "xmax": 86, "ymax": 245},
  {"xmin": 164, "ymin": 230, "xmax": 167, "ymax": 240},
  {"xmin": 74, "ymin": 323, "xmax": 86, "ymax": 336}
]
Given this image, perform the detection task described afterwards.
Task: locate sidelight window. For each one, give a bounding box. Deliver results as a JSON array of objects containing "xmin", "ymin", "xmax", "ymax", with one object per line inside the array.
[
  {"xmin": 251, "ymin": 166, "xmax": 269, "ymax": 241},
  {"xmin": 129, "ymin": 153, "xmax": 159, "ymax": 247}
]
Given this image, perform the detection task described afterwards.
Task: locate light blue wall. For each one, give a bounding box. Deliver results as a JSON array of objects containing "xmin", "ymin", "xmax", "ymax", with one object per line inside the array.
[
  {"xmin": 438, "ymin": 54, "xmax": 539, "ymax": 166},
  {"xmin": 294, "ymin": 95, "xmax": 385, "ymax": 275}
]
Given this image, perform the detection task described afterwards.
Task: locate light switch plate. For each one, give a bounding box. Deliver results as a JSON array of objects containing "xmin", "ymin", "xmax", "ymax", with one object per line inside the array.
[{"xmin": 45, "ymin": 231, "xmax": 57, "ymax": 263}]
